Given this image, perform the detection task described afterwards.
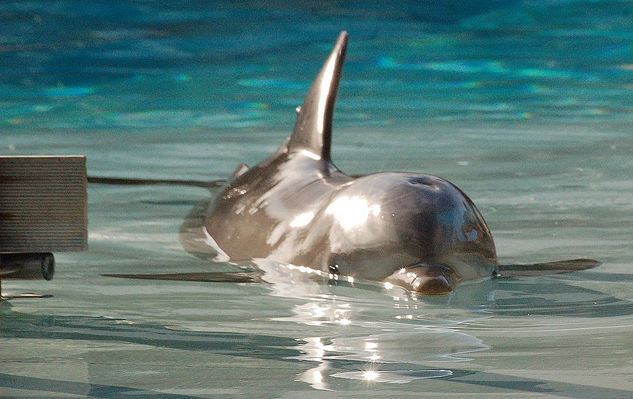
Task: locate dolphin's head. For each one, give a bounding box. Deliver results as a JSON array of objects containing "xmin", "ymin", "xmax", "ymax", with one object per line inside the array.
[
  {"xmin": 386, "ymin": 173, "xmax": 497, "ymax": 293},
  {"xmin": 323, "ymin": 172, "xmax": 497, "ymax": 294}
]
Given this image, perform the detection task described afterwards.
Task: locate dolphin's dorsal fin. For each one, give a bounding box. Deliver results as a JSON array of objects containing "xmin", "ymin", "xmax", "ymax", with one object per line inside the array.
[{"xmin": 288, "ymin": 31, "xmax": 348, "ymax": 161}]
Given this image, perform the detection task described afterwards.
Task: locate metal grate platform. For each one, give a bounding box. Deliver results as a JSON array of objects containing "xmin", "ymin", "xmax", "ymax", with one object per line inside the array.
[{"xmin": 0, "ymin": 156, "xmax": 87, "ymax": 253}]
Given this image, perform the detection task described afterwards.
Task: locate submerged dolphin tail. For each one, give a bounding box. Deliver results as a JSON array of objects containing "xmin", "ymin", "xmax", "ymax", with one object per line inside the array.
[{"xmin": 289, "ymin": 31, "xmax": 348, "ymax": 161}]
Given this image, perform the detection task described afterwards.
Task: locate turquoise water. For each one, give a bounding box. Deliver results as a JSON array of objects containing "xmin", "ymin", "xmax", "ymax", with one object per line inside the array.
[{"xmin": 2, "ymin": 1, "xmax": 633, "ymax": 397}]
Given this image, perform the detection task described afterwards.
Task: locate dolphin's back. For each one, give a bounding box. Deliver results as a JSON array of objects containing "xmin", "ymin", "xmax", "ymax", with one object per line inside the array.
[{"xmin": 204, "ymin": 149, "xmax": 350, "ymax": 262}]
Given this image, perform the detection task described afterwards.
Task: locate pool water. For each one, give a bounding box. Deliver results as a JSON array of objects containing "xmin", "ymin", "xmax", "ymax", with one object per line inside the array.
[{"xmin": 2, "ymin": 1, "xmax": 633, "ymax": 397}]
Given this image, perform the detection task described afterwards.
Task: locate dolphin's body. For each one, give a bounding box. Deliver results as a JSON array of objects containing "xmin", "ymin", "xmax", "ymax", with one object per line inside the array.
[{"xmin": 181, "ymin": 32, "xmax": 499, "ymax": 294}]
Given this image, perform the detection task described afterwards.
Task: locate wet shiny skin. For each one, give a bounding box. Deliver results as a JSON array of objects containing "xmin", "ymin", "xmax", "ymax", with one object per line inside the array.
[
  {"xmin": 206, "ymin": 147, "xmax": 498, "ymax": 291},
  {"xmin": 195, "ymin": 32, "xmax": 498, "ymax": 293}
]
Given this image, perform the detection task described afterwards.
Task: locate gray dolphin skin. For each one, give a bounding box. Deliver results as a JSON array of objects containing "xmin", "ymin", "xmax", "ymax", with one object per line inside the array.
[{"xmin": 180, "ymin": 31, "xmax": 503, "ymax": 294}]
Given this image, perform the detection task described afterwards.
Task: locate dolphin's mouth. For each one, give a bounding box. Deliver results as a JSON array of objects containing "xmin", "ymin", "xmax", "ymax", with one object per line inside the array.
[{"xmin": 385, "ymin": 263, "xmax": 458, "ymax": 295}]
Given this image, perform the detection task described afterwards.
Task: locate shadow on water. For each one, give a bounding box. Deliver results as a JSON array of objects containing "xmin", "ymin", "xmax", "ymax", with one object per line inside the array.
[
  {"xmin": 444, "ymin": 369, "xmax": 633, "ymax": 399},
  {"xmin": 0, "ymin": 302, "xmax": 305, "ymax": 397},
  {"xmin": 0, "ymin": 372, "xmax": 203, "ymax": 399},
  {"xmin": 2, "ymin": 370, "xmax": 631, "ymax": 399},
  {"xmin": 0, "ymin": 304, "xmax": 302, "ymax": 360}
]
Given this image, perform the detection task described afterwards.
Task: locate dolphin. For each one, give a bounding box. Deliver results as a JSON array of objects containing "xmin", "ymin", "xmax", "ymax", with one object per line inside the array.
[
  {"xmin": 179, "ymin": 31, "xmax": 498, "ymax": 294},
  {"xmin": 102, "ymin": 31, "xmax": 599, "ymax": 294}
]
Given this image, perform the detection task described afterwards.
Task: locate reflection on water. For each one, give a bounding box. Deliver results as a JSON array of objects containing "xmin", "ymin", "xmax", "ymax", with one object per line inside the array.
[
  {"xmin": 332, "ymin": 369, "xmax": 453, "ymax": 384},
  {"xmin": 242, "ymin": 259, "xmax": 633, "ymax": 390}
]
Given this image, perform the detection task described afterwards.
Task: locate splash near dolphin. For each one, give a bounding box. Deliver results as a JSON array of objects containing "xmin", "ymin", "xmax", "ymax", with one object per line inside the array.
[{"xmin": 103, "ymin": 31, "xmax": 598, "ymax": 293}]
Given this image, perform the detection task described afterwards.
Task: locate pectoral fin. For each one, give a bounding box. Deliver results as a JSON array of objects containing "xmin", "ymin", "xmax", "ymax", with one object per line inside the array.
[
  {"xmin": 87, "ymin": 176, "xmax": 225, "ymax": 190},
  {"xmin": 103, "ymin": 272, "xmax": 262, "ymax": 283},
  {"xmin": 496, "ymin": 258, "xmax": 600, "ymax": 278}
]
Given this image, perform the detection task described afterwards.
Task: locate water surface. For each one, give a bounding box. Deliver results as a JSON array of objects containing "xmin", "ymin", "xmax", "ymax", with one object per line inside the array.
[{"xmin": 2, "ymin": 1, "xmax": 632, "ymax": 397}]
